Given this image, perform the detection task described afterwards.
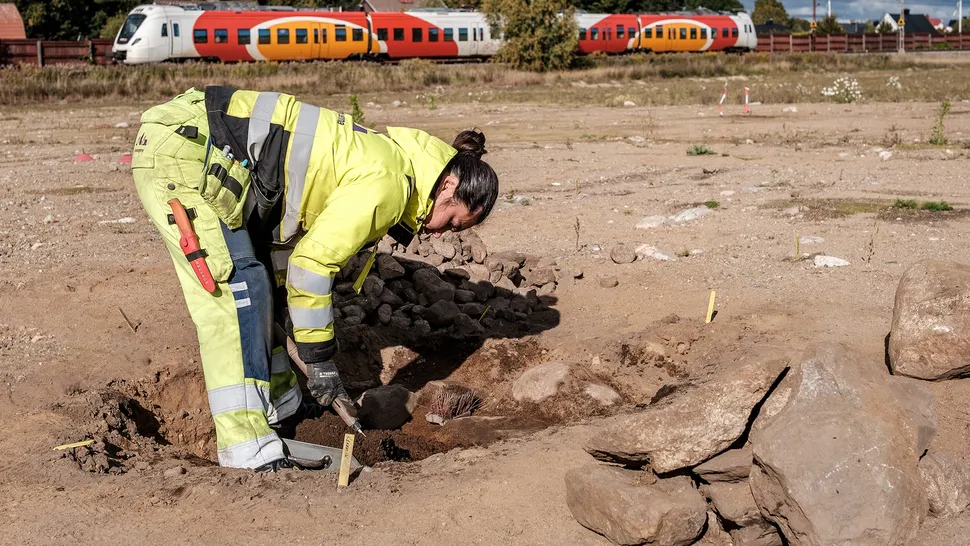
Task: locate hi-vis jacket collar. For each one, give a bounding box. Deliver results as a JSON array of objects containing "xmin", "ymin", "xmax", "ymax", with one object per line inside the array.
[{"xmin": 386, "ymin": 126, "xmax": 457, "ymax": 236}]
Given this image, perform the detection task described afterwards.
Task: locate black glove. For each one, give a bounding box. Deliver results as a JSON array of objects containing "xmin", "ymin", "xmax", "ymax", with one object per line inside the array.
[{"xmin": 306, "ymin": 359, "xmax": 351, "ymax": 407}]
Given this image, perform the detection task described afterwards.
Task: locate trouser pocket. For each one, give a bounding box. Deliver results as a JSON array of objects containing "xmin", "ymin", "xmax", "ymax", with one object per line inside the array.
[{"xmin": 201, "ymin": 142, "xmax": 252, "ymax": 230}]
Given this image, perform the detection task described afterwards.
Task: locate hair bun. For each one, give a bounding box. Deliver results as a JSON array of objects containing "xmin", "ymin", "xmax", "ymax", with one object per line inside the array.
[{"xmin": 453, "ymin": 129, "xmax": 487, "ymax": 159}]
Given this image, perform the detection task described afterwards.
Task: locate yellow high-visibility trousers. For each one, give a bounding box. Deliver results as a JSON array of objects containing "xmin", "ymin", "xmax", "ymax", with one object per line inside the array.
[{"xmin": 131, "ymin": 90, "xmax": 301, "ymax": 469}]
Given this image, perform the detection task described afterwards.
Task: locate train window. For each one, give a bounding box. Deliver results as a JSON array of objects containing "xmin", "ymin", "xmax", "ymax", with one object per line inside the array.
[
  {"xmin": 711, "ymin": 28, "xmax": 717, "ymax": 38},
  {"xmin": 590, "ymin": 28, "xmax": 598, "ymax": 40},
  {"xmin": 393, "ymin": 28, "xmax": 404, "ymax": 41},
  {"xmin": 314, "ymin": 28, "xmax": 319, "ymax": 43},
  {"xmin": 352, "ymin": 28, "xmax": 363, "ymax": 41},
  {"xmin": 239, "ymin": 29, "xmax": 251, "ymax": 44},
  {"xmin": 377, "ymin": 28, "xmax": 388, "ymax": 41},
  {"xmin": 336, "ymin": 27, "xmax": 347, "ymax": 41},
  {"xmin": 690, "ymin": 28, "xmax": 696, "ymax": 39},
  {"xmin": 215, "ymin": 29, "xmax": 228, "ymax": 43},
  {"xmin": 162, "ymin": 24, "xmax": 167, "ymax": 37},
  {"xmin": 629, "ymin": 27, "xmax": 635, "ymax": 37},
  {"xmin": 732, "ymin": 27, "xmax": 738, "ymax": 37},
  {"xmin": 277, "ymin": 28, "xmax": 289, "ymax": 44},
  {"xmin": 412, "ymin": 28, "xmax": 422, "ymax": 42},
  {"xmin": 429, "ymin": 28, "xmax": 438, "ymax": 42},
  {"xmin": 459, "ymin": 28, "xmax": 468, "ymax": 41},
  {"xmin": 444, "ymin": 28, "xmax": 453, "ymax": 42},
  {"xmin": 700, "ymin": 28, "xmax": 707, "ymax": 39},
  {"xmin": 472, "ymin": 28, "xmax": 477, "ymax": 41},
  {"xmin": 680, "ymin": 28, "xmax": 686, "ymax": 40},
  {"xmin": 193, "ymin": 29, "xmax": 207, "ymax": 44},
  {"xmin": 579, "ymin": 28, "xmax": 586, "ymax": 40},
  {"xmin": 723, "ymin": 27, "xmax": 728, "ymax": 37},
  {"xmin": 322, "ymin": 28, "xmax": 328, "ymax": 43},
  {"xmin": 296, "ymin": 29, "xmax": 308, "ymax": 44},
  {"xmin": 480, "ymin": 27, "xmax": 485, "ymax": 40},
  {"xmin": 655, "ymin": 24, "xmax": 662, "ymax": 37},
  {"xmin": 617, "ymin": 26, "xmax": 624, "ymax": 39},
  {"xmin": 173, "ymin": 23, "xmax": 180, "ymax": 37}
]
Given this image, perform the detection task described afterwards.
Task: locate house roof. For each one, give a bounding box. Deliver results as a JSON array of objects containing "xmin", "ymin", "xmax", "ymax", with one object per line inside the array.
[
  {"xmin": 754, "ymin": 22, "xmax": 790, "ymax": 34},
  {"xmin": 841, "ymin": 22, "xmax": 871, "ymax": 34},
  {"xmin": 0, "ymin": 3, "xmax": 26, "ymax": 39},
  {"xmin": 889, "ymin": 11, "xmax": 941, "ymax": 35},
  {"xmin": 363, "ymin": 0, "xmax": 414, "ymax": 11}
]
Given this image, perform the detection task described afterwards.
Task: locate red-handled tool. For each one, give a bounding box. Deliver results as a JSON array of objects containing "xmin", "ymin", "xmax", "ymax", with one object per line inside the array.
[{"xmin": 168, "ymin": 198, "xmax": 216, "ymax": 293}]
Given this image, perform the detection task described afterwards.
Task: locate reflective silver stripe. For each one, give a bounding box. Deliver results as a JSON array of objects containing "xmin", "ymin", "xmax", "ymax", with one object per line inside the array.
[
  {"xmin": 281, "ymin": 104, "xmax": 320, "ymax": 241},
  {"xmin": 229, "ymin": 281, "xmax": 248, "ymax": 293},
  {"xmin": 289, "ymin": 305, "xmax": 334, "ymax": 329},
  {"xmin": 216, "ymin": 432, "xmax": 284, "ymax": 469},
  {"xmin": 270, "ymin": 248, "xmax": 292, "ymax": 273},
  {"xmin": 247, "ymin": 92, "xmax": 280, "ymax": 162},
  {"xmin": 287, "ymin": 263, "xmax": 333, "ymax": 295},
  {"xmin": 207, "ymin": 383, "xmax": 271, "ymax": 416},
  {"xmin": 266, "ymin": 384, "xmax": 302, "ymax": 425},
  {"xmin": 271, "ymin": 350, "xmax": 291, "ymax": 375},
  {"xmin": 235, "ymin": 297, "xmax": 252, "ymax": 309}
]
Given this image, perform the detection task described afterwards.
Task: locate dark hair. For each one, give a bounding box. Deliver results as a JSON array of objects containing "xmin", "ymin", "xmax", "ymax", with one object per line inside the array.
[{"xmin": 435, "ymin": 130, "xmax": 498, "ymax": 224}]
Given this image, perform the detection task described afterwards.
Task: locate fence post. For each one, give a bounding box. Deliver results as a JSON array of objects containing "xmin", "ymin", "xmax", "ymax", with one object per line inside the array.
[
  {"xmin": 862, "ymin": 33, "xmax": 866, "ymax": 52},
  {"xmin": 770, "ymin": 33, "xmax": 774, "ymax": 53},
  {"xmin": 88, "ymin": 40, "xmax": 95, "ymax": 63},
  {"xmin": 36, "ymin": 40, "xmax": 43, "ymax": 67},
  {"xmin": 790, "ymin": 34, "xmax": 794, "ymax": 52}
]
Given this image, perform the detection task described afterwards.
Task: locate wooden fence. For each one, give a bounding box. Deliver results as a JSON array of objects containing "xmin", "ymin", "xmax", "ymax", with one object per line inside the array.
[
  {"xmin": 1, "ymin": 34, "xmax": 969, "ymax": 66},
  {"xmin": 0, "ymin": 39, "xmax": 114, "ymax": 66},
  {"xmin": 754, "ymin": 33, "xmax": 970, "ymax": 54}
]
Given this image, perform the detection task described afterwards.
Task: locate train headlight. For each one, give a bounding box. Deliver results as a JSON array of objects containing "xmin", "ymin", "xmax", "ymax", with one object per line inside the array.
[{"xmin": 131, "ymin": 38, "xmax": 142, "ymax": 46}]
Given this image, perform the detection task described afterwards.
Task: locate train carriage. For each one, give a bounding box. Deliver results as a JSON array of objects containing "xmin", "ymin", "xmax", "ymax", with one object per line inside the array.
[{"xmin": 111, "ymin": 4, "xmax": 756, "ymax": 64}]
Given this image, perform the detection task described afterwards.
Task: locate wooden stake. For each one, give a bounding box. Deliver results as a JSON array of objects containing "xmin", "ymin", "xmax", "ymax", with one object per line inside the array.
[
  {"xmin": 705, "ymin": 290, "xmax": 717, "ymax": 324},
  {"xmin": 795, "ymin": 234, "xmax": 800, "ymax": 258},
  {"xmin": 338, "ymin": 433, "xmax": 355, "ymax": 488}
]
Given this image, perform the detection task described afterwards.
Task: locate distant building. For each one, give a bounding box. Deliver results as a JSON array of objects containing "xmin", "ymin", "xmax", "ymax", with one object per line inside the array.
[
  {"xmin": 362, "ymin": 0, "xmax": 415, "ymax": 11},
  {"xmin": 839, "ymin": 21, "xmax": 873, "ymax": 34},
  {"xmin": 880, "ymin": 10, "xmax": 941, "ymax": 35},
  {"xmin": 754, "ymin": 20, "xmax": 790, "ymax": 34},
  {"xmin": 0, "ymin": 3, "xmax": 26, "ymax": 39}
]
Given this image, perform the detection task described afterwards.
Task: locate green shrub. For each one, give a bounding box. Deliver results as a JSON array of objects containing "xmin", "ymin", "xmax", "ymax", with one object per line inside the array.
[
  {"xmin": 921, "ymin": 201, "xmax": 953, "ymax": 211},
  {"xmin": 687, "ymin": 145, "xmax": 716, "ymax": 156}
]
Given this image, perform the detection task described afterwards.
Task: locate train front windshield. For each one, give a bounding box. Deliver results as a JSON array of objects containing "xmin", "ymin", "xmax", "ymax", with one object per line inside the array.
[{"xmin": 117, "ymin": 14, "xmax": 146, "ymax": 44}]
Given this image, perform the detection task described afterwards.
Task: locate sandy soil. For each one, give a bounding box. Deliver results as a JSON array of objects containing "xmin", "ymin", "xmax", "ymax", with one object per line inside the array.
[{"xmin": 2, "ymin": 96, "xmax": 970, "ymax": 544}]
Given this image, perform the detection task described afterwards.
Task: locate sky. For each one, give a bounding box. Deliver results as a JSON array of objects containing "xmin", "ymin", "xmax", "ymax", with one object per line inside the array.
[{"xmin": 738, "ymin": 0, "xmax": 965, "ymax": 22}]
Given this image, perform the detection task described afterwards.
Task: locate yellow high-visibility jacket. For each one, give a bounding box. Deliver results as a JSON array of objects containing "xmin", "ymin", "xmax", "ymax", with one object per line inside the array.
[{"xmin": 205, "ymin": 86, "xmax": 457, "ymax": 363}]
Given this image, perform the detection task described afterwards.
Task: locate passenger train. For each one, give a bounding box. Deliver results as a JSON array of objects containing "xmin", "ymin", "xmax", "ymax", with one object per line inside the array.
[{"xmin": 111, "ymin": 3, "xmax": 757, "ymax": 64}]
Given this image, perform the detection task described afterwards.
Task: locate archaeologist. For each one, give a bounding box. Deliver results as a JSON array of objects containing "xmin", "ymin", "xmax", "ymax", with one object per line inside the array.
[{"xmin": 130, "ymin": 87, "xmax": 498, "ymax": 471}]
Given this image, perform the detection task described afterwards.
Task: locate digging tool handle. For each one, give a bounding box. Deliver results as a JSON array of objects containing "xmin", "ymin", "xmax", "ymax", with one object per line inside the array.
[{"xmin": 273, "ymin": 324, "xmax": 365, "ymax": 436}]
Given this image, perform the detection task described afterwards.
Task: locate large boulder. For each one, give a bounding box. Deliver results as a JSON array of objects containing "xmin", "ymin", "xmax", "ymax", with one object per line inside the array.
[
  {"xmin": 730, "ymin": 522, "xmax": 784, "ymax": 546},
  {"xmin": 694, "ymin": 447, "xmax": 753, "ymax": 483},
  {"xmin": 700, "ymin": 481, "xmax": 761, "ymax": 527},
  {"xmin": 585, "ymin": 354, "xmax": 789, "ymax": 472},
  {"xmin": 920, "ymin": 451, "xmax": 970, "ymax": 518},
  {"xmin": 356, "ymin": 385, "xmax": 418, "ymax": 430},
  {"xmin": 888, "ymin": 376, "xmax": 938, "ymax": 455},
  {"xmin": 750, "ymin": 343, "xmax": 925, "ymax": 546},
  {"xmin": 888, "ymin": 260, "xmax": 970, "ymax": 380},
  {"xmin": 565, "ymin": 465, "xmax": 707, "ymax": 546}
]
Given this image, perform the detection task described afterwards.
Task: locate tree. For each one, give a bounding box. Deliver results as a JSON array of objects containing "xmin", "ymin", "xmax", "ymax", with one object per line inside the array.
[
  {"xmin": 751, "ymin": 0, "xmax": 788, "ymax": 26},
  {"xmin": 14, "ymin": 0, "xmax": 140, "ymax": 39},
  {"xmin": 482, "ymin": 0, "xmax": 578, "ymax": 71},
  {"xmin": 863, "ymin": 21, "xmax": 876, "ymax": 33},
  {"xmin": 100, "ymin": 11, "xmax": 127, "ymax": 39},
  {"xmin": 875, "ymin": 20, "xmax": 895, "ymax": 34},
  {"xmin": 790, "ymin": 18, "xmax": 811, "ymax": 32},
  {"xmin": 816, "ymin": 14, "xmax": 843, "ymax": 34}
]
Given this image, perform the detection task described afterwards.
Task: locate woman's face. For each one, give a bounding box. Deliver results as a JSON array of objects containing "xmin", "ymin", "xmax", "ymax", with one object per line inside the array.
[{"xmin": 423, "ymin": 175, "xmax": 479, "ymax": 238}]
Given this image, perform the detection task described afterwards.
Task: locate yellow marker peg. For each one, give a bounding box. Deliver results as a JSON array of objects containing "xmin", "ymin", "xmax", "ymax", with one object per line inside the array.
[
  {"xmin": 338, "ymin": 433, "xmax": 355, "ymax": 488},
  {"xmin": 53, "ymin": 439, "xmax": 94, "ymax": 451},
  {"xmin": 706, "ymin": 290, "xmax": 717, "ymax": 324},
  {"xmin": 795, "ymin": 234, "xmax": 800, "ymax": 258}
]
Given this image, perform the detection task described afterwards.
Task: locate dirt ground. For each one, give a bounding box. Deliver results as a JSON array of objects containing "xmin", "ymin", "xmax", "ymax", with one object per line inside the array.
[{"xmin": 3, "ymin": 92, "xmax": 970, "ymax": 544}]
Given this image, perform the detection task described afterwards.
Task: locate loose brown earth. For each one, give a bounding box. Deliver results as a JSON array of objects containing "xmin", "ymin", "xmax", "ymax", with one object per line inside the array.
[{"xmin": 3, "ymin": 95, "xmax": 970, "ymax": 544}]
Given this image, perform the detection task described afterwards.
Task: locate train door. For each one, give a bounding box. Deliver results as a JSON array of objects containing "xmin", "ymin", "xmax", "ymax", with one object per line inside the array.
[{"xmin": 169, "ymin": 19, "xmax": 184, "ymax": 58}]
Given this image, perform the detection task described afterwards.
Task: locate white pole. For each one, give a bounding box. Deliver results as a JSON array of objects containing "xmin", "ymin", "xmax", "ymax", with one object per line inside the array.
[
  {"xmin": 827, "ymin": 0, "xmax": 831, "ymax": 18},
  {"xmin": 960, "ymin": 0, "xmax": 963, "ymax": 34}
]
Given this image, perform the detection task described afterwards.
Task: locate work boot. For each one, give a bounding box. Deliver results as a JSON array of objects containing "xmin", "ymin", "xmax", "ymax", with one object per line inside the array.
[{"xmin": 255, "ymin": 455, "xmax": 332, "ymax": 473}]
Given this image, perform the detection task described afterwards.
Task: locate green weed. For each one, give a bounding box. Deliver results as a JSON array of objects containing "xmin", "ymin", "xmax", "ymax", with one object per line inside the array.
[{"xmin": 688, "ymin": 145, "xmax": 716, "ymax": 156}]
